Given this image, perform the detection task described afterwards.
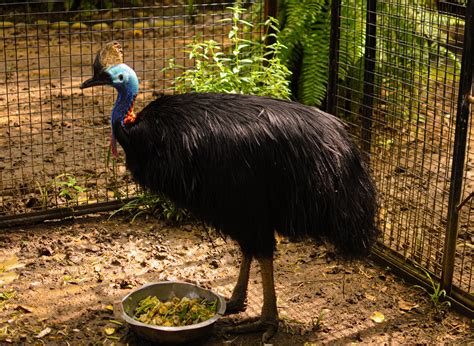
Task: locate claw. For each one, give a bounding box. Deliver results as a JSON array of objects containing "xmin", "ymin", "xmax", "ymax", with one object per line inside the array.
[
  {"xmin": 225, "ymin": 297, "xmax": 247, "ymax": 314},
  {"xmin": 223, "ymin": 318, "xmax": 279, "ymax": 343}
]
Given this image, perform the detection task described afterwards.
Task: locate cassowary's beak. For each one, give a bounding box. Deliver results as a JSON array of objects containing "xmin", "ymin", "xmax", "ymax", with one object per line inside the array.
[{"xmin": 80, "ymin": 71, "xmax": 112, "ymax": 89}]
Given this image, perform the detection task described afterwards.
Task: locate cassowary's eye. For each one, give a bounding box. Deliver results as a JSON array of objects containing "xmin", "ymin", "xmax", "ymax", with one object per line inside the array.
[{"xmin": 118, "ymin": 74, "xmax": 124, "ymax": 81}]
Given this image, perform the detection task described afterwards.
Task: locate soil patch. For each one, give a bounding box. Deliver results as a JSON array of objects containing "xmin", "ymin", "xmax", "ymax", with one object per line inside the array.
[{"xmin": 0, "ymin": 214, "xmax": 472, "ymax": 344}]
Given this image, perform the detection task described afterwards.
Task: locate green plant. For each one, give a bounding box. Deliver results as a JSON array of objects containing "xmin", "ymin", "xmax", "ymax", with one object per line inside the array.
[
  {"xmin": 0, "ymin": 291, "xmax": 14, "ymax": 301},
  {"xmin": 35, "ymin": 181, "xmax": 50, "ymax": 209},
  {"xmin": 64, "ymin": 0, "xmax": 113, "ymax": 11},
  {"xmin": 186, "ymin": 0, "xmax": 196, "ymax": 23},
  {"xmin": 54, "ymin": 173, "xmax": 87, "ymax": 205},
  {"xmin": 0, "ymin": 290, "xmax": 15, "ymax": 311},
  {"xmin": 281, "ymin": 309, "xmax": 325, "ymax": 335},
  {"xmin": 169, "ymin": 4, "xmax": 291, "ymax": 99},
  {"xmin": 277, "ymin": 0, "xmax": 331, "ymax": 106},
  {"xmin": 413, "ymin": 268, "xmax": 451, "ymax": 313},
  {"xmin": 371, "ymin": 0, "xmax": 463, "ymax": 122},
  {"xmin": 311, "ymin": 308, "xmax": 326, "ymax": 331},
  {"xmin": 110, "ymin": 192, "xmax": 189, "ymax": 223}
]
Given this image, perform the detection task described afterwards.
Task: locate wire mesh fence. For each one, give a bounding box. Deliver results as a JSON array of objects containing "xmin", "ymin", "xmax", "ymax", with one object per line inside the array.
[
  {"xmin": 333, "ymin": 0, "xmax": 472, "ymax": 310},
  {"xmin": 0, "ymin": 0, "xmax": 472, "ymax": 313},
  {"xmin": 0, "ymin": 0, "xmax": 263, "ymax": 217}
]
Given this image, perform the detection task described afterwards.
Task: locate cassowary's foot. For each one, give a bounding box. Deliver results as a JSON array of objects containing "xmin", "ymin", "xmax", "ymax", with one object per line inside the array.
[
  {"xmin": 225, "ymin": 297, "xmax": 247, "ymax": 314},
  {"xmin": 224, "ymin": 255, "xmax": 279, "ymax": 343},
  {"xmin": 224, "ymin": 317, "xmax": 279, "ymax": 343}
]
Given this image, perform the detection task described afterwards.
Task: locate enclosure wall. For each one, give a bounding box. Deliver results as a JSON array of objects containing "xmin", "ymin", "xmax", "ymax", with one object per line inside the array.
[{"xmin": 332, "ymin": 0, "xmax": 472, "ymax": 312}]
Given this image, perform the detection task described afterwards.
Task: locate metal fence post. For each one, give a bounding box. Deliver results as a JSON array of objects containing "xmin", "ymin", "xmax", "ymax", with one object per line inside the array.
[
  {"xmin": 264, "ymin": 0, "xmax": 278, "ymax": 23},
  {"xmin": 361, "ymin": 0, "xmax": 377, "ymax": 158},
  {"xmin": 441, "ymin": 0, "xmax": 474, "ymax": 294},
  {"xmin": 263, "ymin": 0, "xmax": 278, "ymax": 57},
  {"xmin": 327, "ymin": 0, "xmax": 341, "ymax": 115}
]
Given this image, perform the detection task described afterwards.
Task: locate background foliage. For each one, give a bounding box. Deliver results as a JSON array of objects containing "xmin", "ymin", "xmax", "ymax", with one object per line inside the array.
[
  {"xmin": 277, "ymin": 0, "xmax": 463, "ymax": 114},
  {"xmin": 277, "ymin": 0, "xmax": 331, "ymax": 107}
]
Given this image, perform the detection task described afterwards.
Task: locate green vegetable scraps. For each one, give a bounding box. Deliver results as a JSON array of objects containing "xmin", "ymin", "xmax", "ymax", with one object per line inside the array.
[{"xmin": 133, "ymin": 295, "xmax": 217, "ymax": 326}]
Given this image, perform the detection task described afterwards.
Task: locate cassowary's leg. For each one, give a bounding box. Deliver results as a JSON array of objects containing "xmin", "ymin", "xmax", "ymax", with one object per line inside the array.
[
  {"xmin": 225, "ymin": 255, "xmax": 279, "ymax": 343},
  {"xmin": 226, "ymin": 252, "xmax": 252, "ymax": 313}
]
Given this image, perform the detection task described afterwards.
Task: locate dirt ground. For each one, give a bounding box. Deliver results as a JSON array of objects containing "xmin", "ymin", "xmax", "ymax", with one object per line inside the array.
[
  {"xmin": 0, "ymin": 5, "xmax": 473, "ymax": 344},
  {"xmin": 0, "ymin": 214, "xmax": 472, "ymax": 345}
]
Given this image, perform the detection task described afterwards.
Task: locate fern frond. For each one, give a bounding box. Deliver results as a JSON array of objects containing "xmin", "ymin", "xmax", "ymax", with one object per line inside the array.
[
  {"xmin": 278, "ymin": 0, "xmax": 332, "ymax": 106},
  {"xmin": 298, "ymin": 14, "xmax": 331, "ymax": 106}
]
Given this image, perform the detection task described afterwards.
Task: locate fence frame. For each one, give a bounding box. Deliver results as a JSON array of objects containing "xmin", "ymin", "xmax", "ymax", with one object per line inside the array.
[
  {"xmin": 441, "ymin": 0, "xmax": 473, "ymax": 297},
  {"xmin": 327, "ymin": 0, "xmax": 473, "ymax": 316}
]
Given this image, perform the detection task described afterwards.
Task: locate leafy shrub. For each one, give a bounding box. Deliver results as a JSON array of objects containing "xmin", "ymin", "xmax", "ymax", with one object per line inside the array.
[{"xmin": 169, "ymin": 5, "xmax": 291, "ymax": 99}]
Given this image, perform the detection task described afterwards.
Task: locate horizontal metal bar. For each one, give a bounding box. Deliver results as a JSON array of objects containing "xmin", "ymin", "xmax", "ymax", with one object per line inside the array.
[
  {"xmin": 371, "ymin": 245, "xmax": 474, "ymax": 318},
  {"xmin": 0, "ymin": 199, "xmax": 132, "ymax": 229}
]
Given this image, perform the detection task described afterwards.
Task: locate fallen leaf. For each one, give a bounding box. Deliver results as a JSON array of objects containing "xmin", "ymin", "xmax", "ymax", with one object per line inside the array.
[
  {"xmin": 104, "ymin": 327, "xmax": 115, "ymax": 335},
  {"xmin": 398, "ymin": 299, "xmax": 418, "ymax": 311},
  {"xmin": 0, "ymin": 255, "xmax": 23, "ymax": 285},
  {"xmin": 104, "ymin": 305, "xmax": 114, "ymax": 312},
  {"xmin": 0, "ymin": 271, "xmax": 19, "ymax": 285},
  {"xmin": 108, "ymin": 319, "xmax": 123, "ymax": 326},
  {"xmin": 0, "ymin": 255, "xmax": 24, "ymax": 272},
  {"xmin": 15, "ymin": 305, "xmax": 34, "ymax": 313},
  {"xmin": 365, "ymin": 293, "xmax": 376, "ymax": 302},
  {"xmin": 35, "ymin": 327, "xmax": 52, "ymax": 338},
  {"xmin": 370, "ymin": 311, "xmax": 385, "ymax": 323}
]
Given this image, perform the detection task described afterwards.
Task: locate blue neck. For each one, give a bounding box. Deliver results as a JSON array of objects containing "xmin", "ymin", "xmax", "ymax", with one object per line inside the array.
[
  {"xmin": 112, "ymin": 86, "xmax": 138, "ymax": 128},
  {"xmin": 109, "ymin": 64, "xmax": 138, "ymax": 129}
]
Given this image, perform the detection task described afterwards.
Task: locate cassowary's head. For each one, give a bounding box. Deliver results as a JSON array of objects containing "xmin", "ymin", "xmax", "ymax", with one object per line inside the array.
[
  {"xmin": 80, "ymin": 41, "xmax": 138, "ymax": 91},
  {"xmin": 81, "ymin": 63, "xmax": 138, "ymax": 91},
  {"xmin": 80, "ymin": 41, "xmax": 139, "ymax": 157}
]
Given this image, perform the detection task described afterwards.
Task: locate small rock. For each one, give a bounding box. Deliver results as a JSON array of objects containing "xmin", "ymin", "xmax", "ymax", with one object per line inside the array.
[
  {"xmin": 0, "ymin": 21, "xmax": 14, "ymax": 28},
  {"xmin": 71, "ymin": 22, "xmax": 88, "ymax": 30},
  {"xmin": 346, "ymin": 297, "xmax": 357, "ymax": 304},
  {"xmin": 38, "ymin": 246, "xmax": 53, "ymax": 256},
  {"xmin": 92, "ymin": 23, "xmax": 109, "ymax": 31},
  {"xmin": 133, "ymin": 21, "xmax": 149, "ymax": 29},
  {"xmin": 112, "ymin": 20, "xmax": 131, "ymax": 29},
  {"xmin": 50, "ymin": 21, "xmax": 69, "ymax": 30},
  {"xmin": 35, "ymin": 20, "xmax": 49, "ymax": 26}
]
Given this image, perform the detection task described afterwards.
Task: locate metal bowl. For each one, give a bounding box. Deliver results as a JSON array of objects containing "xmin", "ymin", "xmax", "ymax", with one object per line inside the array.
[{"xmin": 121, "ymin": 281, "xmax": 226, "ymax": 344}]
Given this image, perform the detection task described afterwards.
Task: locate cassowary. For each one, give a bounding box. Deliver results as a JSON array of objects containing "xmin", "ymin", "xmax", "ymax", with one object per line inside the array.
[{"xmin": 80, "ymin": 42, "xmax": 378, "ymax": 342}]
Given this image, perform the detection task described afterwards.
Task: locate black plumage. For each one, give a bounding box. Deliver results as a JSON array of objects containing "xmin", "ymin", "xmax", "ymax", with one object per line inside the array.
[
  {"xmin": 80, "ymin": 42, "xmax": 378, "ymax": 342},
  {"xmin": 115, "ymin": 93, "xmax": 377, "ymax": 258}
]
